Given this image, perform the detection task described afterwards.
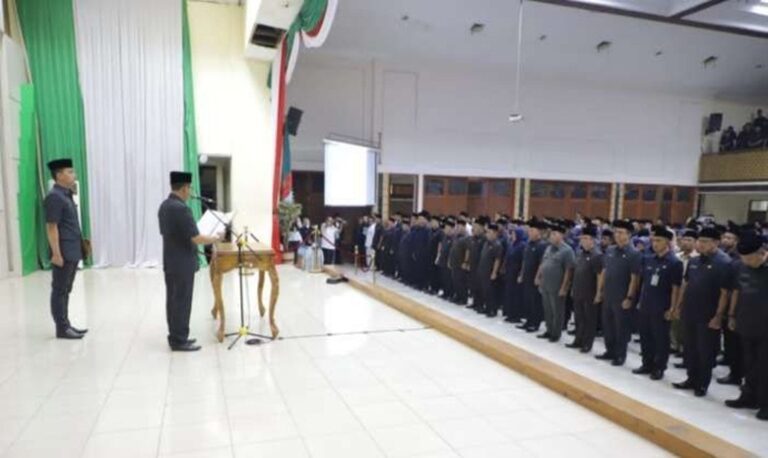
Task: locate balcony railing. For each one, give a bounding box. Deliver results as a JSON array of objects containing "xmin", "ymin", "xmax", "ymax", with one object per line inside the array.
[{"xmin": 699, "ymin": 149, "xmax": 768, "ymax": 183}]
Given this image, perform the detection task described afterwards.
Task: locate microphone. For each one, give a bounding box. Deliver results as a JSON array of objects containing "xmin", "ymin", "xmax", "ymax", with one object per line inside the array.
[{"xmin": 192, "ymin": 195, "xmax": 216, "ymax": 204}]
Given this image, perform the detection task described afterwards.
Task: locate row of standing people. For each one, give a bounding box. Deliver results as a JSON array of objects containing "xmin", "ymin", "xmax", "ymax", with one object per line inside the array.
[{"xmin": 371, "ymin": 211, "xmax": 768, "ymax": 422}]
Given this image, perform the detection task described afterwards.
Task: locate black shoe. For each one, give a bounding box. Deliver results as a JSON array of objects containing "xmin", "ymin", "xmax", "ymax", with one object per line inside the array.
[
  {"xmin": 716, "ymin": 375, "xmax": 742, "ymax": 386},
  {"xmin": 650, "ymin": 370, "xmax": 664, "ymax": 381},
  {"xmin": 565, "ymin": 341, "xmax": 581, "ymax": 349},
  {"xmin": 186, "ymin": 338, "xmax": 197, "ymax": 345},
  {"xmin": 580, "ymin": 346, "xmax": 592, "ymax": 354},
  {"xmin": 70, "ymin": 326, "xmax": 88, "ymax": 334},
  {"xmin": 632, "ymin": 366, "xmax": 652, "ymax": 375},
  {"xmin": 537, "ymin": 332, "xmax": 551, "ymax": 339},
  {"xmin": 725, "ymin": 396, "xmax": 759, "ymax": 409},
  {"xmin": 673, "ymin": 362, "xmax": 686, "ymax": 369},
  {"xmin": 567, "ymin": 329, "xmax": 576, "ymax": 336},
  {"xmin": 170, "ymin": 342, "xmax": 202, "ymax": 352},
  {"xmin": 716, "ymin": 355, "xmax": 727, "ymax": 366},
  {"xmin": 595, "ymin": 352, "xmax": 613, "ymax": 361},
  {"xmin": 673, "ymin": 379, "xmax": 695, "ymax": 390},
  {"xmin": 525, "ymin": 327, "xmax": 538, "ymax": 333},
  {"xmin": 757, "ymin": 409, "xmax": 768, "ymax": 421},
  {"xmin": 694, "ymin": 387, "xmax": 707, "ymax": 397},
  {"xmin": 611, "ymin": 357, "xmax": 626, "ymax": 367},
  {"xmin": 548, "ymin": 336, "xmax": 560, "ymax": 343},
  {"xmin": 56, "ymin": 328, "xmax": 84, "ymax": 340},
  {"xmin": 505, "ymin": 318, "xmax": 520, "ymax": 323},
  {"xmin": 485, "ymin": 312, "xmax": 497, "ymax": 318}
]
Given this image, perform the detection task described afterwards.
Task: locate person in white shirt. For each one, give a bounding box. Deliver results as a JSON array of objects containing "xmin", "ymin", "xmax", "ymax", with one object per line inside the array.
[
  {"xmin": 672, "ymin": 227, "xmax": 699, "ymax": 359},
  {"xmin": 321, "ymin": 217, "xmax": 339, "ymax": 265}
]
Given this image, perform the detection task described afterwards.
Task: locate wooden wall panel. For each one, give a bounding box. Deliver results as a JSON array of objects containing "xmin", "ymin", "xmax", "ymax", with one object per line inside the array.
[
  {"xmin": 529, "ymin": 180, "xmax": 612, "ymax": 220},
  {"xmin": 423, "ymin": 176, "xmax": 516, "ymax": 217}
]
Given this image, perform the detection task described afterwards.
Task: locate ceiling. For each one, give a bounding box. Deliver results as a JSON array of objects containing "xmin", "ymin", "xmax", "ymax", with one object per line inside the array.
[{"xmin": 308, "ymin": 0, "xmax": 768, "ymax": 102}]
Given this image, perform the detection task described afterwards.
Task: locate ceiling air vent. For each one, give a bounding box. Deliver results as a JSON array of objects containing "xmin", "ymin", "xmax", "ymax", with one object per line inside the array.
[{"xmin": 250, "ymin": 23, "xmax": 286, "ymax": 49}]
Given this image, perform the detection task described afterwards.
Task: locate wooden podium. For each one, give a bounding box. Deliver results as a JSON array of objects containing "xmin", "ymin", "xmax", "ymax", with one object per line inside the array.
[{"xmin": 209, "ymin": 241, "xmax": 280, "ymax": 342}]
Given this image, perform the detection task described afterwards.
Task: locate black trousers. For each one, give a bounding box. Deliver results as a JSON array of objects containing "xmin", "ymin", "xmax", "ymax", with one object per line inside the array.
[
  {"xmin": 503, "ymin": 275, "xmax": 523, "ymax": 320},
  {"xmin": 440, "ymin": 267, "xmax": 453, "ymax": 298},
  {"xmin": 523, "ymin": 282, "xmax": 542, "ymax": 329},
  {"xmin": 741, "ymin": 335, "xmax": 768, "ymax": 408},
  {"xmin": 471, "ymin": 272, "xmax": 484, "ymax": 309},
  {"xmin": 481, "ymin": 277, "xmax": 501, "ymax": 315},
  {"xmin": 638, "ymin": 307, "xmax": 671, "ymax": 371},
  {"xmin": 452, "ymin": 268, "xmax": 469, "ymax": 304},
  {"xmin": 164, "ymin": 271, "xmax": 195, "ymax": 346},
  {"xmin": 573, "ymin": 297, "xmax": 598, "ymax": 349},
  {"xmin": 602, "ymin": 301, "xmax": 632, "ymax": 359},
  {"xmin": 564, "ymin": 295, "xmax": 574, "ymax": 330},
  {"xmin": 322, "ymin": 248, "xmax": 335, "ymax": 265},
  {"xmin": 724, "ymin": 327, "xmax": 744, "ymax": 380},
  {"xmin": 429, "ymin": 264, "xmax": 441, "ymax": 292},
  {"xmin": 51, "ymin": 261, "xmax": 78, "ymax": 331},
  {"xmin": 683, "ymin": 320, "xmax": 719, "ymax": 390}
]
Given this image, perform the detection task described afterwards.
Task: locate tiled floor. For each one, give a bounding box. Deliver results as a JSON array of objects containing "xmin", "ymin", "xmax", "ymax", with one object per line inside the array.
[
  {"xmin": 342, "ymin": 267, "xmax": 768, "ymax": 456},
  {"xmin": 0, "ymin": 266, "xmax": 670, "ymax": 457}
]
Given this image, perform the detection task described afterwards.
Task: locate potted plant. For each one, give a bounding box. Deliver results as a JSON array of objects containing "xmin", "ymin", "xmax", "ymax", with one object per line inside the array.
[{"xmin": 278, "ymin": 201, "xmax": 303, "ymax": 263}]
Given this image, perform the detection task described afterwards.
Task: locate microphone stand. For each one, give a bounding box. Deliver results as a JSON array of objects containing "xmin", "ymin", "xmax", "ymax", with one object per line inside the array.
[{"xmin": 198, "ymin": 197, "xmax": 273, "ymax": 349}]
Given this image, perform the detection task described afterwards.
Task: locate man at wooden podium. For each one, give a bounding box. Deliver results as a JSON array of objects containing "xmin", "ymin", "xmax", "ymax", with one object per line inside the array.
[{"xmin": 158, "ymin": 171, "xmax": 220, "ymax": 352}]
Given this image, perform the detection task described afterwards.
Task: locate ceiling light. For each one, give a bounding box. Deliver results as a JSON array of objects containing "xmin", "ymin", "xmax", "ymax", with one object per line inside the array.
[
  {"xmin": 596, "ymin": 41, "xmax": 612, "ymax": 53},
  {"xmin": 470, "ymin": 23, "xmax": 485, "ymax": 34},
  {"xmin": 703, "ymin": 56, "xmax": 718, "ymax": 67},
  {"xmin": 509, "ymin": 114, "xmax": 524, "ymax": 123}
]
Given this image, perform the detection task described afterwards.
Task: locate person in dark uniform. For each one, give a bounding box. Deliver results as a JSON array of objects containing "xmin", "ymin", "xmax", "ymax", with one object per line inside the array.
[
  {"xmin": 468, "ymin": 217, "xmax": 488, "ymax": 313},
  {"xmin": 427, "ymin": 216, "xmax": 444, "ymax": 294},
  {"xmin": 725, "ymin": 231, "xmax": 768, "ymax": 420},
  {"xmin": 517, "ymin": 220, "xmax": 549, "ymax": 333},
  {"xmin": 478, "ymin": 223, "xmax": 504, "ymax": 317},
  {"xmin": 671, "ymin": 226, "xmax": 734, "ymax": 396},
  {"xmin": 536, "ymin": 223, "xmax": 575, "ymax": 342},
  {"xmin": 568, "ymin": 224, "xmax": 603, "ymax": 353},
  {"xmin": 397, "ymin": 219, "xmax": 413, "ymax": 284},
  {"xmin": 437, "ymin": 219, "xmax": 455, "ymax": 300},
  {"xmin": 718, "ymin": 222, "xmax": 743, "ymax": 386},
  {"xmin": 44, "ymin": 158, "xmax": 89, "ymax": 339},
  {"xmin": 502, "ymin": 226, "xmax": 527, "ymax": 323},
  {"xmin": 595, "ymin": 220, "xmax": 642, "ymax": 366},
  {"xmin": 633, "ymin": 226, "xmax": 683, "ymax": 380},
  {"xmin": 158, "ymin": 171, "xmax": 220, "ymax": 352},
  {"xmin": 410, "ymin": 211, "xmax": 432, "ymax": 291},
  {"xmin": 449, "ymin": 219, "xmax": 471, "ymax": 305}
]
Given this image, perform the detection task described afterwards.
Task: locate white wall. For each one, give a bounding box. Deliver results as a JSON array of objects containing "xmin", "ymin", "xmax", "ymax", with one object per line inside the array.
[
  {"xmin": 189, "ymin": 2, "xmax": 275, "ymax": 244},
  {"xmin": 0, "ymin": 36, "xmax": 27, "ymax": 278},
  {"xmin": 287, "ymin": 54, "xmax": 743, "ymax": 186},
  {"xmin": 700, "ymin": 192, "xmax": 768, "ymax": 223}
]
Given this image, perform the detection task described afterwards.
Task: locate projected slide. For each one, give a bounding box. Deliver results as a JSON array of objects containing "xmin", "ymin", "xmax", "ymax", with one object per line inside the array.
[{"xmin": 324, "ymin": 140, "xmax": 378, "ymax": 206}]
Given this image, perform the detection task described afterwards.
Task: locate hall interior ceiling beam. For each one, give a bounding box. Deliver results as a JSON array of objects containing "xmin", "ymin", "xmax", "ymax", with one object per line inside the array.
[{"xmin": 669, "ymin": 0, "xmax": 728, "ymax": 19}]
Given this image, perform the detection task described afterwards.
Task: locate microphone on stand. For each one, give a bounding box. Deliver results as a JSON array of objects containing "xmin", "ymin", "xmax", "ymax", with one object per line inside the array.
[{"xmin": 192, "ymin": 195, "xmax": 216, "ymax": 205}]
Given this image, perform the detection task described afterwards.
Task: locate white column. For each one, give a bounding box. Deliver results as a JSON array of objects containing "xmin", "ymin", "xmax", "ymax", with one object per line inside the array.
[{"xmin": 416, "ymin": 174, "xmax": 424, "ymax": 212}]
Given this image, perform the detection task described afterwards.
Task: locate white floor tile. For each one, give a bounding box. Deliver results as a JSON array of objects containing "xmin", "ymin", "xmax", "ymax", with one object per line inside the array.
[
  {"xmin": 304, "ymin": 431, "xmax": 385, "ymax": 458},
  {"xmin": 351, "ymin": 401, "xmax": 423, "ymax": 429},
  {"xmin": 518, "ymin": 433, "xmax": 606, "ymax": 458},
  {"xmin": 428, "ymin": 417, "xmax": 508, "ymax": 449},
  {"xmin": 233, "ymin": 438, "xmax": 308, "ymax": 458},
  {"xmin": 82, "ymin": 428, "xmax": 160, "ymax": 458},
  {"xmin": 159, "ymin": 420, "xmax": 231, "ymax": 455},
  {"xmin": 369, "ymin": 423, "xmax": 453, "ymax": 457}
]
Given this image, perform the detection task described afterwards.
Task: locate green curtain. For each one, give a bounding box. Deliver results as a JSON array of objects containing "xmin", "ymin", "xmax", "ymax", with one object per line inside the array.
[
  {"xmin": 17, "ymin": 85, "xmax": 39, "ymax": 275},
  {"xmin": 17, "ymin": 0, "xmax": 91, "ymax": 270}
]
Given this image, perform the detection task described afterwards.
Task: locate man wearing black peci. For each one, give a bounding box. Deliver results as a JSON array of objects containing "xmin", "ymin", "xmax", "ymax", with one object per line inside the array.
[
  {"xmin": 158, "ymin": 171, "xmax": 220, "ymax": 352},
  {"xmin": 44, "ymin": 158, "xmax": 89, "ymax": 340}
]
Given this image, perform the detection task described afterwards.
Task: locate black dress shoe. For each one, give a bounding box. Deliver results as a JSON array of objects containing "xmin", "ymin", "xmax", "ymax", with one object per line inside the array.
[
  {"xmin": 485, "ymin": 312, "xmax": 497, "ymax": 318},
  {"xmin": 170, "ymin": 342, "xmax": 202, "ymax": 352},
  {"xmin": 725, "ymin": 396, "xmax": 758, "ymax": 409},
  {"xmin": 537, "ymin": 332, "xmax": 551, "ymax": 339},
  {"xmin": 565, "ymin": 341, "xmax": 581, "ymax": 349},
  {"xmin": 757, "ymin": 408, "xmax": 768, "ymax": 421},
  {"xmin": 632, "ymin": 366, "xmax": 652, "ymax": 375},
  {"xmin": 56, "ymin": 328, "xmax": 84, "ymax": 339},
  {"xmin": 595, "ymin": 352, "xmax": 613, "ymax": 361},
  {"xmin": 580, "ymin": 346, "xmax": 592, "ymax": 354},
  {"xmin": 650, "ymin": 370, "xmax": 664, "ymax": 381},
  {"xmin": 694, "ymin": 387, "xmax": 707, "ymax": 397},
  {"xmin": 611, "ymin": 357, "xmax": 626, "ymax": 367},
  {"xmin": 525, "ymin": 327, "xmax": 538, "ymax": 333},
  {"xmin": 673, "ymin": 379, "xmax": 695, "ymax": 390},
  {"xmin": 673, "ymin": 362, "xmax": 686, "ymax": 369},
  {"xmin": 548, "ymin": 336, "xmax": 560, "ymax": 343},
  {"xmin": 716, "ymin": 375, "xmax": 742, "ymax": 386},
  {"xmin": 70, "ymin": 326, "xmax": 88, "ymax": 334},
  {"xmin": 567, "ymin": 329, "xmax": 576, "ymax": 336},
  {"xmin": 186, "ymin": 338, "xmax": 197, "ymax": 345}
]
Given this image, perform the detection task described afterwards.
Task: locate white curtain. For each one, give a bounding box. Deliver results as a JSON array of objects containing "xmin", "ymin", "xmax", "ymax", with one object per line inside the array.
[{"xmin": 74, "ymin": 0, "xmax": 184, "ymax": 267}]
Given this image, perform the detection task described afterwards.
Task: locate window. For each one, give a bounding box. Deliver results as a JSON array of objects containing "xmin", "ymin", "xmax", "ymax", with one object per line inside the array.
[
  {"xmin": 448, "ymin": 178, "xmax": 467, "ymax": 195},
  {"xmin": 468, "ymin": 181, "xmax": 485, "ymax": 196},
  {"xmin": 643, "ymin": 188, "xmax": 657, "ymax": 202},
  {"xmin": 624, "ymin": 185, "xmax": 639, "ymax": 201},
  {"xmin": 531, "ymin": 182, "xmax": 551, "ymax": 198},
  {"xmin": 571, "ymin": 184, "xmax": 588, "ymax": 199},
  {"xmin": 492, "ymin": 180, "xmax": 512, "ymax": 197},
  {"xmin": 750, "ymin": 200, "xmax": 768, "ymax": 211},
  {"xmin": 426, "ymin": 178, "xmax": 444, "ymax": 196},
  {"xmin": 550, "ymin": 183, "xmax": 566, "ymax": 199},
  {"xmin": 677, "ymin": 188, "xmax": 692, "ymax": 203},
  {"xmin": 663, "ymin": 188, "xmax": 673, "ymax": 202},
  {"xmin": 591, "ymin": 184, "xmax": 610, "ymax": 200}
]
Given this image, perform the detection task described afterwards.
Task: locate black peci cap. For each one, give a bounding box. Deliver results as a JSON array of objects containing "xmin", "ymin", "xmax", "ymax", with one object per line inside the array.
[
  {"xmin": 47, "ymin": 158, "xmax": 73, "ymax": 171},
  {"xmin": 170, "ymin": 171, "xmax": 193, "ymax": 185}
]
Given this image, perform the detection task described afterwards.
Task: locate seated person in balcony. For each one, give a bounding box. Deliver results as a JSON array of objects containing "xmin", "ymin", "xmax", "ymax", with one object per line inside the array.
[
  {"xmin": 719, "ymin": 126, "xmax": 736, "ymax": 152},
  {"xmin": 748, "ymin": 125, "xmax": 765, "ymax": 149},
  {"xmin": 736, "ymin": 123, "xmax": 752, "ymax": 150}
]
